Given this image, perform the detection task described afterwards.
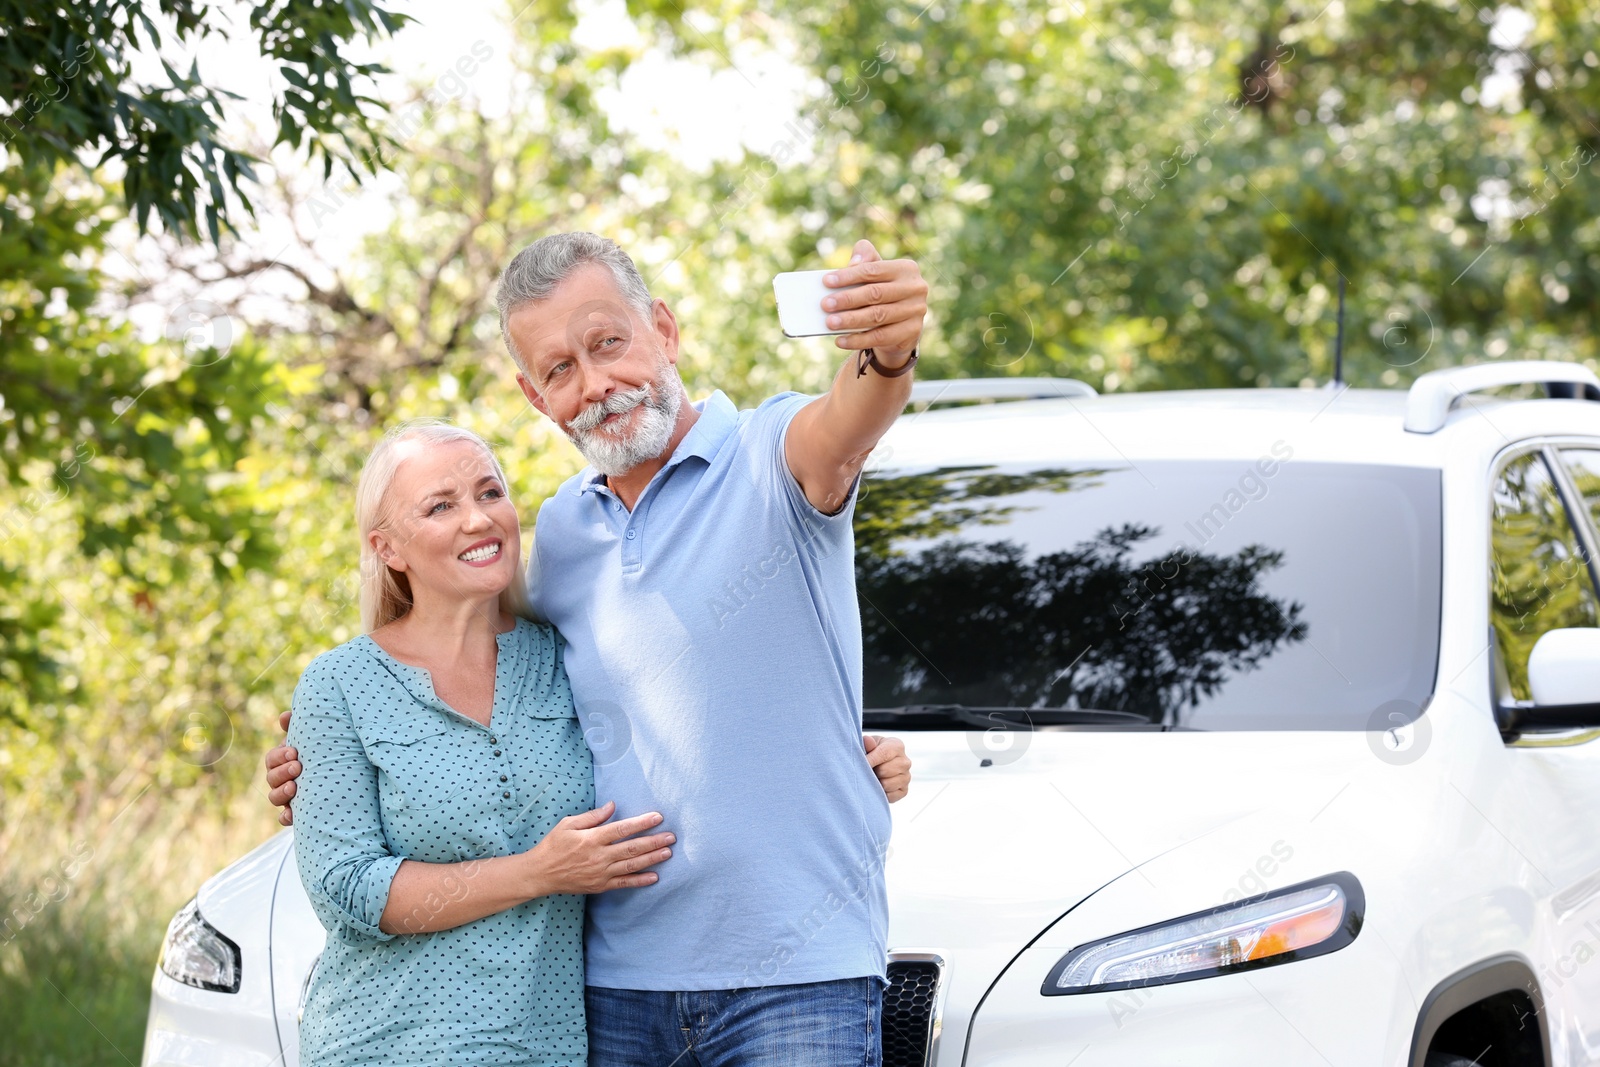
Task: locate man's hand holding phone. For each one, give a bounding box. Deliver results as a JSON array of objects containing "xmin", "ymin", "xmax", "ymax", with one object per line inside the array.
[{"xmin": 773, "ymin": 239, "xmax": 927, "ymax": 366}]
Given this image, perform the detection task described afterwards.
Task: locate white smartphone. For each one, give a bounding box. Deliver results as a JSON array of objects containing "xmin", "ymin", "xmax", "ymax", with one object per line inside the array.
[{"xmin": 773, "ymin": 270, "xmax": 868, "ymax": 338}]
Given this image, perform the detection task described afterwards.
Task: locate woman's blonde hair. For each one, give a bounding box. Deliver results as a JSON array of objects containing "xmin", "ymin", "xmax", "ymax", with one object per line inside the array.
[{"xmin": 355, "ymin": 418, "xmax": 534, "ymax": 633}]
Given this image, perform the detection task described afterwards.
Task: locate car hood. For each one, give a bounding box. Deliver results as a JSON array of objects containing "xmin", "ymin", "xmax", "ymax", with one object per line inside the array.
[{"xmin": 883, "ymin": 728, "xmax": 1374, "ymax": 1062}]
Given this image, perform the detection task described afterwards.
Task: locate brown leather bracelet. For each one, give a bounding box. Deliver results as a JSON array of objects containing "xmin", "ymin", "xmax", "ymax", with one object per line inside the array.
[{"xmin": 856, "ymin": 346, "xmax": 919, "ymax": 379}]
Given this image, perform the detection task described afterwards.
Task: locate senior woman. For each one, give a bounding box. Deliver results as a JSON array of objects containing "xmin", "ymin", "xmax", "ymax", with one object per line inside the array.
[{"xmin": 287, "ymin": 419, "xmax": 674, "ymax": 1067}]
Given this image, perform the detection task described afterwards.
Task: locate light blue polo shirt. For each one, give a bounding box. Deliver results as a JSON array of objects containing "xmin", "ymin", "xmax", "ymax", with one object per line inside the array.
[{"xmin": 528, "ymin": 390, "xmax": 891, "ymax": 992}]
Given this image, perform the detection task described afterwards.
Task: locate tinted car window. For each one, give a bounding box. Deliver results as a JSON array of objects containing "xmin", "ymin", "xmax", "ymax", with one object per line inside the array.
[
  {"xmin": 1491, "ymin": 451, "xmax": 1599, "ymax": 701},
  {"xmin": 855, "ymin": 460, "xmax": 1441, "ymax": 730}
]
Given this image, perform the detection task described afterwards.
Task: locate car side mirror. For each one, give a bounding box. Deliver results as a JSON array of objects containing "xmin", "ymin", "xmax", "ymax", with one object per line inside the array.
[
  {"xmin": 1497, "ymin": 627, "xmax": 1600, "ymax": 735},
  {"xmin": 1529, "ymin": 628, "xmax": 1600, "ymax": 706}
]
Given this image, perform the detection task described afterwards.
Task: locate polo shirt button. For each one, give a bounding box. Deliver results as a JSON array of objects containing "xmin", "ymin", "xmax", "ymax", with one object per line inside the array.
[
  {"xmin": 502, "ymin": 791, "xmax": 511, "ymax": 799},
  {"xmin": 626, "ymin": 529, "xmax": 637, "ymax": 540},
  {"xmin": 499, "ymin": 774, "xmax": 508, "ymax": 783}
]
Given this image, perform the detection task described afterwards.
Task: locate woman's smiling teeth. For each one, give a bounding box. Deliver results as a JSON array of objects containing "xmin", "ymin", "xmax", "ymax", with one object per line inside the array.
[{"xmin": 458, "ymin": 542, "xmax": 501, "ymax": 563}]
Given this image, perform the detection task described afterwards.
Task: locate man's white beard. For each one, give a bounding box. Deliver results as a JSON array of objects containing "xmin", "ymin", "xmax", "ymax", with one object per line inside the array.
[{"xmin": 564, "ymin": 359, "xmax": 684, "ymax": 477}]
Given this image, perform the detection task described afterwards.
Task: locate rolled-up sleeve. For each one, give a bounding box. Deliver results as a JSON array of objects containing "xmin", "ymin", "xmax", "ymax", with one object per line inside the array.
[{"xmin": 286, "ymin": 655, "xmax": 403, "ymax": 945}]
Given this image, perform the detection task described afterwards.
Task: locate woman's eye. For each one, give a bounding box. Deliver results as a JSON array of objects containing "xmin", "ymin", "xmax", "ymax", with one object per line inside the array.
[
  {"xmin": 429, "ymin": 501, "xmax": 450, "ymax": 515},
  {"xmin": 480, "ymin": 488, "xmax": 503, "ymax": 501}
]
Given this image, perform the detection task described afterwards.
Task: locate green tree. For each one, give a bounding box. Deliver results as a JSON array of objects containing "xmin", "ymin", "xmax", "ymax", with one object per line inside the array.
[
  {"xmin": 0, "ymin": 0, "xmax": 408, "ymax": 723},
  {"xmin": 643, "ymin": 0, "xmax": 1600, "ymax": 390}
]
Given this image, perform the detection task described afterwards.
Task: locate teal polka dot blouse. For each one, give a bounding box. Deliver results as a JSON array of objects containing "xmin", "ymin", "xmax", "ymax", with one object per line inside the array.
[{"xmin": 287, "ymin": 617, "xmax": 593, "ymax": 1067}]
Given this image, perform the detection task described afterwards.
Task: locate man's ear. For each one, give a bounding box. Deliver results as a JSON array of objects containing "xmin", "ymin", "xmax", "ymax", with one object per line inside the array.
[
  {"xmin": 516, "ymin": 372, "xmax": 552, "ymax": 420},
  {"xmin": 369, "ymin": 529, "xmax": 408, "ymax": 573},
  {"xmin": 652, "ymin": 299, "xmax": 680, "ymax": 364}
]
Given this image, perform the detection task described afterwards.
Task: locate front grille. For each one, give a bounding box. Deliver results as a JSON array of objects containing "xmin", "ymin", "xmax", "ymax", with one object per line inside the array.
[{"xmin": 883, "ymin": 958, "xmax": 942, "ymax": 1067}]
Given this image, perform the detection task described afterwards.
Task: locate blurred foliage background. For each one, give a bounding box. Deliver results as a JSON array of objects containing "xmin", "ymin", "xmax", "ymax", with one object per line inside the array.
[{"xmin": 2, "ymin": 0, "xmax": 1598, "ymax": 1060}]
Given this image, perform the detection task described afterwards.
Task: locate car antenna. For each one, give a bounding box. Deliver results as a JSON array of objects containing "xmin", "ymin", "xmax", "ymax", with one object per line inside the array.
[{"xmin": 1332, "ymin": 273, "xmax": 1346, "ymax": 388}]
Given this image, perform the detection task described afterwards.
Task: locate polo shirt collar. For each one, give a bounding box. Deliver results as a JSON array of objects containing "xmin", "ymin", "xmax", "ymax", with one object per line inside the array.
[{"xmin": 578, "ymin": 391, "xmax": 738, "ymax": 497}]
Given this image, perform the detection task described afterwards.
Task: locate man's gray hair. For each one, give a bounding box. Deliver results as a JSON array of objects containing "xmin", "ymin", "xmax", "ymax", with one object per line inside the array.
[{"xmin": 494, "ymin": 232, "xmax": 654, "ymax": 374}]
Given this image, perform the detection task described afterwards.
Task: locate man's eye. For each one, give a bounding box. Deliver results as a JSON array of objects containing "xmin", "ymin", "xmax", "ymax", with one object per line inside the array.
[
  {"xmin": 549, "ymin": 362, "xmax": 570, "ymax": 376},
  {"xmin": 598, "ymin": 336, "xmax": 620, "ymax": 349}
]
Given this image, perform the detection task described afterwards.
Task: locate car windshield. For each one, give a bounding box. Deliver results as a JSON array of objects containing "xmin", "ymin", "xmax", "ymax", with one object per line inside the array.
[{"xmin": 855, "ymin": 459, "xmax": 1442, "ymax": 730}]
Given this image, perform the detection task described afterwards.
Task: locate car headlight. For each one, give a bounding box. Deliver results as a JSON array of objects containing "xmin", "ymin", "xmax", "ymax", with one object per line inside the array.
[
  {"xmin": 1042, "ymin": 872, "xmax": 1363, "ymax": 995},
  {"xmin": 159, "ymin": 897, "xmax": 241, "ymax": 993}
]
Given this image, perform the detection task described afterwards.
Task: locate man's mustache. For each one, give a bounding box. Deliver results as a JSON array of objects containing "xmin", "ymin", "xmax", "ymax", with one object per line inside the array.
[{"xmin": 567, "ymin": 383, "xmax": 652, "ymax": 434}]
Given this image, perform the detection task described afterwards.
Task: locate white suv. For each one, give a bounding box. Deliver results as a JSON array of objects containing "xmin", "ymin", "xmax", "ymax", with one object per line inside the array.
[{"xmin": 145, "ymin": 361, "xmax": 1600, "ymax": 1067}]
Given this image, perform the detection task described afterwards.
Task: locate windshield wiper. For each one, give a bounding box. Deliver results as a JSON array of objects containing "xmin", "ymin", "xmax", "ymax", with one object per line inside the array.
[{"xmin": 862, "ymin": 704, "xmax": 1168, "ymax": 729}]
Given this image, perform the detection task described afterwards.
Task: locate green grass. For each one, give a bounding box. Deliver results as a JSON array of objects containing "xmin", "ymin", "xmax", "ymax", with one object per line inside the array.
[
  {"xmin": 0, "ymin": 788, "xmax": 280, "ymax": 1067},
  {"xmin": 0, "ymin": 891, "xmax": 158, "ymax": 1067}
]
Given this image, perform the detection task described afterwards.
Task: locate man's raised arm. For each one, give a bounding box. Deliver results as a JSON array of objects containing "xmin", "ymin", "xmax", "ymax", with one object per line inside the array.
[{"xmin": 784, "ymin": 239, "xmax": 928, "ymax": 515}]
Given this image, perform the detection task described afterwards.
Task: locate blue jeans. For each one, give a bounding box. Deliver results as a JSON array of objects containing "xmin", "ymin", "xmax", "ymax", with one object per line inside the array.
[{"xmin": 586, "ymin": 978, "xmax": 882, "ymax": 1067}]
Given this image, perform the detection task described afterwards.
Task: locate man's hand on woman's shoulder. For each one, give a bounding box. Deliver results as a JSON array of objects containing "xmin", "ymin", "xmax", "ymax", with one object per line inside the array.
[{"xmin": 864, "ymin": 734, "xmax": 911, "ymax": 803}]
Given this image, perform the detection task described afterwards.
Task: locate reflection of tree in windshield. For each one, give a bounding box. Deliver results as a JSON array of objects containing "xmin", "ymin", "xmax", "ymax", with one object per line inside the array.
[
  {"xmin": 855, "ymin": 467, "xmax": 1306, "ymax": 726},
  {"xmin": 855, "ymin": 465, "xmax": 1106, "ymax": 559}
]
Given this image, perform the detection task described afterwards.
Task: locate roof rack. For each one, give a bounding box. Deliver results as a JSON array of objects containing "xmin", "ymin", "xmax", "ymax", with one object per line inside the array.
[
  {"xmin": 1403, "ymin": 360, "xmax": 1600, "ymax": 434},
  {"xmin": 908, "ymin": 377, "xmax": 1098, "ymax": 407}
]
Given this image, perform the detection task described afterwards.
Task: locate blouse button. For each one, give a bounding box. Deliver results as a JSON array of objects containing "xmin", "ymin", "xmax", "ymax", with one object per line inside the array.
[
  {"xmin": 502, "ymin": 791, "xmax": 511, "ymax": 799},
  {"xmin": 494, "ymin": 750, "xmax": 502, "ymax": 757},
  {"xmin": 489, "ymin": 736, "xmax": 498, "ymax": 744},
  {"xmin": 499, "ymin": 774, "xmax": 508, "ymax": 783}
]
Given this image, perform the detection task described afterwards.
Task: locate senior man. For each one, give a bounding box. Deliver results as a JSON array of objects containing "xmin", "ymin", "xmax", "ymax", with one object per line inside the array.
[{"xmin": 266, "ymin": 230, "xmax": 925, "ymax": 1065}]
